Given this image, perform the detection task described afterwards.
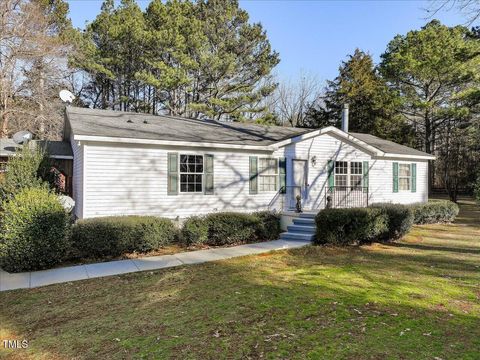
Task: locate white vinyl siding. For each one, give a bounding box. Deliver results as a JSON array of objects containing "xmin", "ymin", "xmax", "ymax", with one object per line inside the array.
[
  {"xmin": 73, "ymin": 133, "xmax": 429, "ymax": 219},
  {"xmin": 369, "ymin": 159, "xmax": 427, "ymax": 204},
  {"xmin": 81, "ymin": 143, "xmax": 282, "ymax": 219}
]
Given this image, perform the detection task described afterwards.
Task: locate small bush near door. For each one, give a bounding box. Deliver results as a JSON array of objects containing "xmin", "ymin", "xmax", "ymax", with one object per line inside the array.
[
  {"xmin": 181, "ymin": 211, "xmax": 281, "ymax": 246},
  {"xmin": 412, "ymin": 200, "xmax": 459, "ymax": 224},
  {"xmin": 315, "ymin": 208, "xmax": 388, "ymax": 246},
  {"xmin": 71, "ymin": 216, "xmax": 178, "ymax": 259},
  {"xmin": 0, "ymin": 187, "xmax": 70, "ymax": 272},
  {"xmin": 253, "ymin": 211, "xmax": 281, "ymax": 241}
]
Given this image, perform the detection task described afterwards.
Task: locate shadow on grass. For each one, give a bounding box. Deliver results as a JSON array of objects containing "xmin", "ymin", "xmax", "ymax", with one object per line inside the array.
[
  {"xmin": 391, "ymin": 242, "xmax": 480, "ymax": 255},
  {"xmin": 1, "ymin": 199, "xmax": 480, "ymax": 359}
]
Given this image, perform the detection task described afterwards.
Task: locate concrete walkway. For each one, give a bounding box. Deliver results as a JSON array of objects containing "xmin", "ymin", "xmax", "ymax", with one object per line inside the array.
[{"xmin": 0, "ymin": 239, "xmax": 310, "ymax": 292}]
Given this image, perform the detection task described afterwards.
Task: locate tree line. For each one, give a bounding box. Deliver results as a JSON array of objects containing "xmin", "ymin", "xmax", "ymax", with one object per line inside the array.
[{"xmin": 0, "ymin": 0, "xmax": 478, "ymax": 200}]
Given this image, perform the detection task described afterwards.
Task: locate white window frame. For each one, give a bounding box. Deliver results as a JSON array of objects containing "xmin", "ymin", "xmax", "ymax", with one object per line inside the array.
[
  {"xmin": 179, "ymin": 154, "xmax": 204, "ymax": 193},
  {"xmin": 398, "ymin": 163, "xmax": 411, "ymax": 191},
  {"xmin": 334, "ymin": 161, "xmax": 363, "ymax": 188},
  {"xmin": 258, "ymin": 157, "xmax": 278, "ymax": 192}
]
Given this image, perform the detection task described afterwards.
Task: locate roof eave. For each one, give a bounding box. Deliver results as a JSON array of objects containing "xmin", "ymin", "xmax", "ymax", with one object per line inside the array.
[
  {"xmin": 73, "ymin": 134, "xmax": 277, "ymax": 151},
  {"xmin": 380, "ymin": 153, "xmax": 436, "ymax": 160}
]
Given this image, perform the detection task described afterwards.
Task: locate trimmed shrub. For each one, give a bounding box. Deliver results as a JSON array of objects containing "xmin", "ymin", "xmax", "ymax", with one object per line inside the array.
[
  {"xmin": 0, "ymin": 145, "xmax": 50, "ymax": 204},
  {"xmin": 315, "ymin": 208, "xmax": 388, "ymax": 246},
  {"xmin": 0, "ymin": 188, "xmax": 70, "ymax": 272},
  {"xmin": 205, "ymin": 212, "xmax": 260, "ymax": 246},
  {"xmin": 412, "ymin": 200, "xmax": 459, "ymax": 224},
  {"xmin": 371, "ymin": 203, "xmax": 414, "ymax": 240},
  {"xmin": 71, "ymin": 216, "xmax": 178, "ymax": 259},
  {"xmin": 181, "ymin": 211, "xmax": 281, "ymax": 246},
  {"xmin": 253, "ymin": 211, "xmax": 281, "ymax": 241},
  {"xmin": 180, "ymin": 216, "xmax": 209, "ymax": 246}
]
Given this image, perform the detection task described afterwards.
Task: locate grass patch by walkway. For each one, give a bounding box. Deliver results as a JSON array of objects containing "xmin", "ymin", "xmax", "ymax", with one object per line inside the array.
[{"xmin": 1, "ymin": 199, "xmax": 480, "ymax": 359}]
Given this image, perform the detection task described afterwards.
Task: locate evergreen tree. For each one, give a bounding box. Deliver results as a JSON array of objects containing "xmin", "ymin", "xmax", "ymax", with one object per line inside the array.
[
  {"xmin": 379, "ymin": 20, "xmax": 480, "ymax": 193},
  {"xmin": 74, "ymin": 0, "xmax": 279, "ymax": 120},
  {"xmin": 305, "ymin": 49, "xmax": 412, "ymax": 144}
]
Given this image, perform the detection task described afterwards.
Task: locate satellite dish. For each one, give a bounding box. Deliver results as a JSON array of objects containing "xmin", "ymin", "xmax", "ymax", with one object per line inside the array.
[
  {"xmin": 12, "ymin": 130, "xmax": 33, "ymax": 145},
  {"xmin": 58, "ymin": 195, "xmax": 75, "ymax": 213},
  {"xmin": 59, "ymin": 89, "xmax": 75, "ymax": 104}
]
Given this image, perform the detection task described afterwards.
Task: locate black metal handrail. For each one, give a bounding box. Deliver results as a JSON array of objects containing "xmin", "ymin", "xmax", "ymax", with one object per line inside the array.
[{"xmin": 326, "ymin": 186, "xmax": 368, "ymax": 208}]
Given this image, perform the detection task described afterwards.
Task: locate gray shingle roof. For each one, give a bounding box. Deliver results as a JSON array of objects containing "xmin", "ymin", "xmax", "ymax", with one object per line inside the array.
[
  {"xmin": 65, "ymin": 107, "xmax": 311, "ymax": 146},
  {"xmin": 65, "ymin": 107, "xmax": 432, "ymax": 158},
  {"xmin": 350, "ymin": 132, "xmax": 432, "ymax": 157},
  {"xmin": 0, "ymin": 139, "xmax": 72, "ymax": 158}
]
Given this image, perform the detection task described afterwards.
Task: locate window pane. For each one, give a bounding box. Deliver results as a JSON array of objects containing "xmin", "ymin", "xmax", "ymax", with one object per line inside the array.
[
  {"xmin": 335, "ymin": 161, "xmax": 348, "ymax": 174},
  {"xmin": 399, "ymin": 178, "xmax": 410, "ymax": 191},
  {"xmin": 351, "ymin": 175, "xmax": 362, "ymax": 187},
  {"xmin": 350, "ymin": 162, "xmax": 362, "ymax": 175},
  {"xmin": 179, "ymin": 155, "xmax": 204, "ymax": 192},
  {"xmin": 399, "ymin": 164, "xmax": 410, "ymax": 176},
  {"xmin": 335, "ymin": 174, "xmax": 348, "ymax": 187}
]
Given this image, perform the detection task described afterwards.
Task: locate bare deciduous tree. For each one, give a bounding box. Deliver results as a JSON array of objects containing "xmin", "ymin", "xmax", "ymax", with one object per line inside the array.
[
  {"xmin": 0, "ymin": 0, "xmax": 71, "ymax": 139},
  {"xmin": 426, "ymin": 0, "xmax": 480, "ymax": 25},
  {"xmin": 268, "ymin": 72, "xmax": 322, "ymax": 127}
]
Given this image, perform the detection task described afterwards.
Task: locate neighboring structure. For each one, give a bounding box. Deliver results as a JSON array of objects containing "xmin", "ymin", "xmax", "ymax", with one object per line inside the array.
[
  {"xmin": 0, "ymin": 139, "xmax": 74, "ymax": 194},
  {"xmin": 64, "ymin": 107, "xmax": 434, "ymax": 220}
]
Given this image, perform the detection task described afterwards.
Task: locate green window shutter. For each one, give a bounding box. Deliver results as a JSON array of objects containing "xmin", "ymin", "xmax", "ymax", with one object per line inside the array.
[
  {"xmin": 167, "ymin": 153, "xmax": 178, "ymax": 195},
  {"xmin": 363, "ymin": 161, "xmax": 369, "ymax": 193},
  {"xmin": 411, "ymin": 163, "xmax": 417, "ymax": 193},
  {"xmin": 249, "ymin": 156, "xmax": 258, "ymax": 194},
  {"xmin": 327, "ymin": 160, "xmax": 334, "ymax": 191},
  {"xmin": 204, "ymin": 154, "xmax": 214, "ymax": 195},
  {"xmin": 393, "ymin": 162, "xmax": 399, "ymax": 193},
  {"xmin": 279, "ymin": 157, "xmax": 286, "ymax": 194}
]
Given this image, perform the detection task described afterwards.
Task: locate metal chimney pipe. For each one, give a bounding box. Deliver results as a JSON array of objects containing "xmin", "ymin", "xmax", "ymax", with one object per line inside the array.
[{"xmin": 341, "ymin": 103, "xmax": 349, "ymax": 133}]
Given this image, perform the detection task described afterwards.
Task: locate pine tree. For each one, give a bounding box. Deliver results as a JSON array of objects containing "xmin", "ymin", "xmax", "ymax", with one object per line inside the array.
[{"xmin": 305, "ymin": 49, "xmax": 412, "ymax": 144}]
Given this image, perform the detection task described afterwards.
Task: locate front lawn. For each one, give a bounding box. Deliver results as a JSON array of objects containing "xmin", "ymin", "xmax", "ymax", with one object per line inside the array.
[{"xmin": 1, "ymin": 199, "xmax": 479, "ymax": 359}]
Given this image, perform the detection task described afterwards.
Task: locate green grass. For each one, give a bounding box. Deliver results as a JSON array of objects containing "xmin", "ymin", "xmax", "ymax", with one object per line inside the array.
[{"xmin": 1, "ymin": 199, "xmax": 480, "ymax": 359}]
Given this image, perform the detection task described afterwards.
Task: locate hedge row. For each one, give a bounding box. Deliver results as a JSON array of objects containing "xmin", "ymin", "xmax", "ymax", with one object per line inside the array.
[
  {"xmin": 315, "ymin": 200, "xmax": 458, "ymax": 246},
  {"xmin": 180, "ymin": 211, "xmax": 281, "ymax": 246},
  {"xmin": 70, "ymin": 216, "xmax": 178, "ymax": 259}
]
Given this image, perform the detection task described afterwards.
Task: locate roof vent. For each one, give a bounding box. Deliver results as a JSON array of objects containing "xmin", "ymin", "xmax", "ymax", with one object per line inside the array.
[
  {"xmin": 127, "ymin": 119, "xmax": 133, "ymax": 123},
  {"xmin": 143, "ymin": 120, "xmax": 148, "ymax": 124}
]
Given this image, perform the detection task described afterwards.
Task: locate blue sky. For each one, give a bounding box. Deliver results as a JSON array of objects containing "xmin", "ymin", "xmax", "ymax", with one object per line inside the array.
[{"xmin": 66, "ymin": 0, "xmax": 466, "ymax": 82}]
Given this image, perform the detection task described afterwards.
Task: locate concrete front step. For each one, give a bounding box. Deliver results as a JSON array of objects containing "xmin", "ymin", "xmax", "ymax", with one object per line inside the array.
[
  {"xmin": 299, "ymin": 212, "xmax": 317, "ymax": 219},
  {"xmin": 293, "ymin": 217, "xmax": 315, "ymax": 226},
  {"xmin": 287, "ymin": 224, "xmax": 316, "ymax": 234},
  {"xmin": 280, "ymin": 232, "xmax": 315, "ymax": 241}
]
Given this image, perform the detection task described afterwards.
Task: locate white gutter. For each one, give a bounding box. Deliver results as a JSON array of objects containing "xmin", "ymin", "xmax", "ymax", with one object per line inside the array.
[
  {"xmin": 73, "ymin": 134, "xmax": 276, "ymax": 151},
  {"xmin": 379, "ymin": 153, "xmax": 436, "ymax": 160}
]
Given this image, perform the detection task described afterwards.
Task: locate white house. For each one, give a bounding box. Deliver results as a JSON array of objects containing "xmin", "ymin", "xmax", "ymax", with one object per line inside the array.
[{"xmin": 64, "ymin": 106, "xmax": 435, "ymax": 222}]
